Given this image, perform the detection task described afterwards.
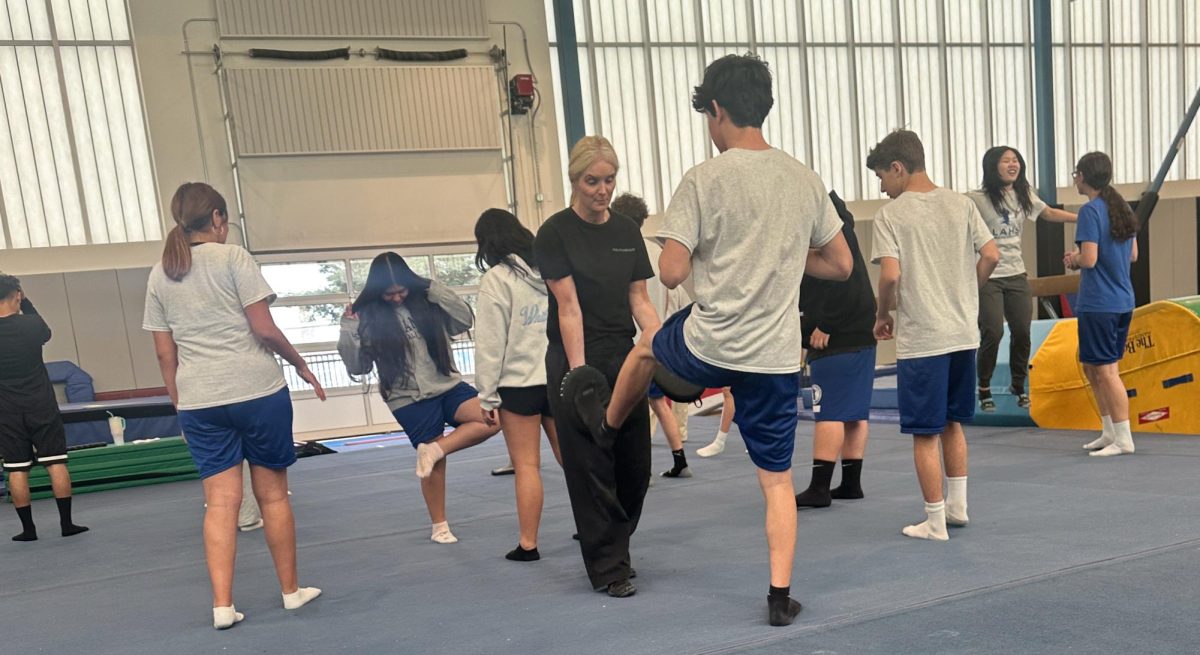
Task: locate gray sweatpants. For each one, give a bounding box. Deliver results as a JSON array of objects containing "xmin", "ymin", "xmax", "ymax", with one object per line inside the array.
[{"xmin": 977, "ymin": 273, "xmax": 1032, "ymax": 391}]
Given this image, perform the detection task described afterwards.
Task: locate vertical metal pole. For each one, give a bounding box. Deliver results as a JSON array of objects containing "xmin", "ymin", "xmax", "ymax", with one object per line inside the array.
[
  {"xmin": 551, "ymin": 0, "xmax": 585, "ymax": 149},
  {"xmin": 1033, "ymin": 0, "xmax": 1056, "ymax": 205},
  {"xmin": 1033, "ymin": 0, "xmax": 1064, "ymax": 286}
]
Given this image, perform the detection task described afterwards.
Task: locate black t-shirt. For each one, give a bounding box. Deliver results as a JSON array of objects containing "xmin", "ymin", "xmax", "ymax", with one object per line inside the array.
[
  {"xmin": 0, "ymin": 302, "xmax": 56, "ymax": 413},
  {"xmin": 799, "ymin": 192, "xmax": 878, "ymax": 361},
  {"xmin": 534, "ymin": 207, "xmax": 654, "ymax": 346}
]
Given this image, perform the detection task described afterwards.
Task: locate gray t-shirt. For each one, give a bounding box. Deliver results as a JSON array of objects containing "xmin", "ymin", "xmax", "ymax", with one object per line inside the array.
[
  {"xmin": 143, "ymin": 243, "xmax": 286, "ymax": 410},
  {"xmin": 658, "ymin": 148, "xmax": 842, "ymax": 373},
  {"xmin": 966, "ymin": 189, "xmax": 1047, "ymax": 278},
  {"xmin": 871, "ymin": 188, "xmax": 994, "ymax": 360}
]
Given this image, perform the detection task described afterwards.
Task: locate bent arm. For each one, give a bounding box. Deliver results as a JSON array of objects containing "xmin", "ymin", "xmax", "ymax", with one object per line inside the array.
[
  {"xmin": 805, "ymin": 231, "xmax": 853, "ymax": 281},
  {"xmin": 659, "ymin": 240, "xmax": 693, "ymax": 289}
]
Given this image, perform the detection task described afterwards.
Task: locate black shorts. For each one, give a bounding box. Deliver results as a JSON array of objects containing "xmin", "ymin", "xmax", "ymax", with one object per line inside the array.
[
  {"xmin": 498, "ymin": 386, "xmax": 552, "ymax": 417},
  {"xmin": 0, "ymin": 407, "xmax": 69, "ymax": 473}
]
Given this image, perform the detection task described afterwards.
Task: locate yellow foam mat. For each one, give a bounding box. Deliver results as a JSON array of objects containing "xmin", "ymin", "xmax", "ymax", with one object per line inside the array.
[{"xmin": 1029, "ymin": 297, "xmax": 1200, "ymax": 434}]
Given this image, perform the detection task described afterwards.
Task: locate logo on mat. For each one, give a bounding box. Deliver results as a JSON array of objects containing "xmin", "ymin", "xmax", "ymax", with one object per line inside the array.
[
  {"xmin": 1138, "ymin": 407, "xmax": 1170, "ymax": 424},
  {"xmin": 1125, "ymin": 331, "xmax": 1155, "ymax": 355}
]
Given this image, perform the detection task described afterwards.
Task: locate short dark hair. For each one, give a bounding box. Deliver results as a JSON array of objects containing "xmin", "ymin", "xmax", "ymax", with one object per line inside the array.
[
  {"xmin": 866, "ymin": 130, "xmax": 926, "ymax": 173},
  {"xmin": 0, "ymin": 274, "xmax": 21, "ymax": 300},
  {"xmin": 692, "ymin": 54, "xmax": 773, "ymax": 129},
  {"xmin": 610, "ymin": 193, "xmax": 650, "ymax": 227}
]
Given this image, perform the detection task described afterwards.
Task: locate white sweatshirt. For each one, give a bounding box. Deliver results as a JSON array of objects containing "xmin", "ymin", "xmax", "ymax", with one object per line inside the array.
[{"xmin": 473, "ymin": 257, "xmax": 550, "ymax": 411}]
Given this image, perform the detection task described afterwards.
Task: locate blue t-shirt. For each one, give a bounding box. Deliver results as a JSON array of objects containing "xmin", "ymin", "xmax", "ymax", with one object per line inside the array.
[{"xmin": 1074, "ymin": 197, "xmax": 1134, "ymax": 313}]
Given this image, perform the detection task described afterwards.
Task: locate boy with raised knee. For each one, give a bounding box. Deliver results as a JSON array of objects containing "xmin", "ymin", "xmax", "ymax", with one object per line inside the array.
[{"xmin": 563, "ymin": 54, "xmax": 852, "ymax": 625}]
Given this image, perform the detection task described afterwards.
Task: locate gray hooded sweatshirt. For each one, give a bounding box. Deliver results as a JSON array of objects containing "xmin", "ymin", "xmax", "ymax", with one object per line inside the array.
[
  {"xmin": 338, "ymin": 280, "xmax": 474, "ymax": 411},
  {"xmin": 473, "ymin": 256, "xmax": 549, "ymax": 411}
]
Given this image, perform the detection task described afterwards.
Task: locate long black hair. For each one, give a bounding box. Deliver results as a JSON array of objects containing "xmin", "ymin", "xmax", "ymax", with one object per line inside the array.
[
  {"xmin": 1076, "ymin": 152, "xmax": 1138, "ymax": 241},
  {"xmin": 351, "ymin": 252, "xmax": 455, "ymax": 399},
  {"xmin": 473, "ymin": 208, "xmax": 536, "ymax": 275},
  {"xmin": 980, "ymin": 146, "xmax": 1034, "ymax": 218}
]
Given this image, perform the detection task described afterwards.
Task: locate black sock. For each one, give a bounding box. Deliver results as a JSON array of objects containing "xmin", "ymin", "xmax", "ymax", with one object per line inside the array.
[
  {"xmin": 56, "ymin": 497, "xmax": 88, "ymax": 537},
  {"xmin": 795, "ymin": 460, "xmax": 835, "ymax": 507},
  {"xmin": 979, "ymin": 387, "xmax": 992, "ymax": 399},
  {"xmin": 767, "ymin": 586, "xmax": 802, "ymax": 626},
  {"xmin": 671, "ymin": 449, "xmax": 687, "ymax": 470},
  {"xmin": 505, "ymin": 544, "xmax": 541, "ymax": 562},
  {"xmin": 13, "ymin": 505, "xmax": 37, "ymax": 541},
  {"xmin": 662, "ymin": 449, "xmax": 691, "ymax": 477},
  {"xmin": 831, "ymin": 459, "xmax": 864, "ymax": 499}
]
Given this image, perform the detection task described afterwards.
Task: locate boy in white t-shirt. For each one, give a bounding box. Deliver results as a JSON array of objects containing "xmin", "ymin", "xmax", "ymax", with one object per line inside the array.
[
  {"xmin": 867, "ymin": 130, "xmax": 999, "ymax": 541},
  {"xmin": 561, "ymin": 54, "xmax": 853, "ymax": 626}
]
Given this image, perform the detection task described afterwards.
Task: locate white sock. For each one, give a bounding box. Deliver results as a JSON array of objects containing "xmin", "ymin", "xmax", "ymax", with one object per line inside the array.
[
  {"xmin": 1084, "ymin": 416, "xmax": 1115, "ymax": 449},
  {"xmin": 697, "ymin": 431, "xmax": 728, "ymax": 457},
  {"xmin": 415, "ymin": 442, "xmax": 445, "ymax": 479},
  {"xmin": 902, "ymin": 501, "xmax": 949, "ymax": 541},
  {"xmin": 213, "ymin": 605, "xmax": 244, "ymax": 630},
  {"xmin": 431, "ymin": 521, "xmax": 458, "ymax": 544},
  {"xmin": 1091, "ymin": 420, "xmax": 1134, "ymax": 457},
  {"xmin": 282, "ymin": 586, "xmax": 322, "ymax": 610},
  {"xmin": 945, "ymin": 477, "xmax": 968, "ymax": 526}
]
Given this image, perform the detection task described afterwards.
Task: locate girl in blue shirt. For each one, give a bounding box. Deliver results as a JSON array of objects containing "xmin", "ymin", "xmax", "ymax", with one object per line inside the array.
[{"xmin": 1064, "ymin": 152, "xmax": 1139, "ymax": 457}]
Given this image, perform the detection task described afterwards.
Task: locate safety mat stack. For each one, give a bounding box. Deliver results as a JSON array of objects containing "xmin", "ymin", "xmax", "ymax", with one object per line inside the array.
[{"xmin": 3, "ymin": 438, "xmax": 198, "ymax": 501}]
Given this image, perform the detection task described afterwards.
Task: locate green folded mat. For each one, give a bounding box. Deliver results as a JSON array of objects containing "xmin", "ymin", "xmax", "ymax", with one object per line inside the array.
[{"xmin": 3, "ymin": 437, "xmax": 198, "ymax": 501}]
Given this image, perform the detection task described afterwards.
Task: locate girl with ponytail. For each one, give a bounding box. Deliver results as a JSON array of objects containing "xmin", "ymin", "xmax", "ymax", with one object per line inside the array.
[
  {"xmin": 144, "ymin": 182, "xmax": 325, "ymax": 629},
  {"xmin": 1064, "ymin": 152, "xmax": 1139, "ymax": 457}
]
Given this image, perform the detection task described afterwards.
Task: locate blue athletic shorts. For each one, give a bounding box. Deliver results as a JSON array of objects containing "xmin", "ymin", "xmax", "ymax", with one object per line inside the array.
[
  {"xmin": 647, "ymin": 382, "xmax": 665, "ymax": 400},
  {"xmin": 1077, "ymin": 311, "xmax": 1132, "ymax": 365},
  {"xmin": 653, "ymin": 305, "xmax": 800, "ymax": 472},
  {"xmin": 391, "ymin": 381, "xmax": 478, "ymax": 447},
  {"xmin": 809, "ymin": 346, "xmax": 876, "ymax": 423},
  {"xmin": 896, "ymin": 349, "xmax": 976, "ymax": 436},
  {"xmin": 177, "ymin": 386, "xmax": 296, "ymax": 479}
]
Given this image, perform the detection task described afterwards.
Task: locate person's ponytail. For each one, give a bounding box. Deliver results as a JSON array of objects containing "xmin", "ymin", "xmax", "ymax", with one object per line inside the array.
[
  {"xmin": 1099, "ymin": 185, "xmax": 1138, "ymax": 241},
  {"xmin": 161, "ymin": 182, "xmax": 229, "ymax": 282},
  {"xmin": 161, "ymin": 224, "xmax": 192, "ymax": 281}
]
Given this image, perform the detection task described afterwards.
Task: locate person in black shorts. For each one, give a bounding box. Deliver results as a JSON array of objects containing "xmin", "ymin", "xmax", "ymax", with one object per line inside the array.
[
  {"xmin": 473, "ymin": 208, "xmax": 562, "ymax": 561},
  {"xmin": 535, "ymin": 136, "xmax": 657, "ymax": 598},
  {"xmin": 0, "ymin": 274, "xmax": 88, "ymax": 541}
]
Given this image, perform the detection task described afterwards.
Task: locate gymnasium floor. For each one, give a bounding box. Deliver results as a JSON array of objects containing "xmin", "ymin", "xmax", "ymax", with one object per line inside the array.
[{"xmin": 3, "ymin": 416, "xmax": 1198, "ymax": 654}]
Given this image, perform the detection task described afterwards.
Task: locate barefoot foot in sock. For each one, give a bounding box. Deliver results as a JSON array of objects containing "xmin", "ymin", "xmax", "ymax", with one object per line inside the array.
[
  {"xmin": 415, "ymin": 442, "xmax": 445, "ymax": 479},
  {"xmin": 282, "ymin": 587, "xmax": 322, "ymax": 610},
  {"xmin": 213, "ymin": 605, "xmax": 244, "ymax": 629}
]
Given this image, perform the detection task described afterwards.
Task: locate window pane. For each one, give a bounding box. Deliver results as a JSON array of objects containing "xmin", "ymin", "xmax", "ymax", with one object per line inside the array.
[
  {"xmin": 350, "ymin": 255, "xmax": 432, "ymax": 293},
  {"xmin": 434, "ymin": 253, "xmax": 480, "ymax": 287},
  {"xmin": 260, "ymin": 262, "xmax": 348, "ymax": 297},
  {"xmin": 269, "ymin": 304, "xmax": 344, "ymax": 345}
]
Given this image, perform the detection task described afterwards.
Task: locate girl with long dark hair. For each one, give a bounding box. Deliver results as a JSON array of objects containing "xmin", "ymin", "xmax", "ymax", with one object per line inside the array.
[
  {"xmin": 1064, "ymin": 152, "xmax": 1139, "ymax": 457},
  {"xmin": 473, "ymin": 209, "xmax": 562, "ymax": 561},
  {"xmin": 144, "ymin": 182, "xmax": 323, "ymax": 629},
  {"xmin": 967, "ymin": 146, "xmax": 1077, "ymax": 410},
  {"xmin": 338, "ymin": 252, "xmax": 498, "ymax": 543}
]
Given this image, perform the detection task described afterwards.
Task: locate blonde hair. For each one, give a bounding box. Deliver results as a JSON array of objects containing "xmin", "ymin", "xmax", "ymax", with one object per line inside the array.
[{"xmin": 567, "ymin": 136, "xmax": 620, "ymax": 189}]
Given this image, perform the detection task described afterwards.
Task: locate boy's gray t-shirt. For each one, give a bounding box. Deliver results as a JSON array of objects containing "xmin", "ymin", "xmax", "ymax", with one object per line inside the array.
[
  {"xmin": 143, "ymin": 243, "xmax": 286, "ymax": 410},
  {"xmin": 657, "ymin": 147, "xmax": 842, "ymax": 374},
  {"xmin": 871, "ymin": 188, "xmax": 994, "ymax": 360},
  {"xmin": 966, "ymin": 189, "xmax": 1047, "ymax": 279}
]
